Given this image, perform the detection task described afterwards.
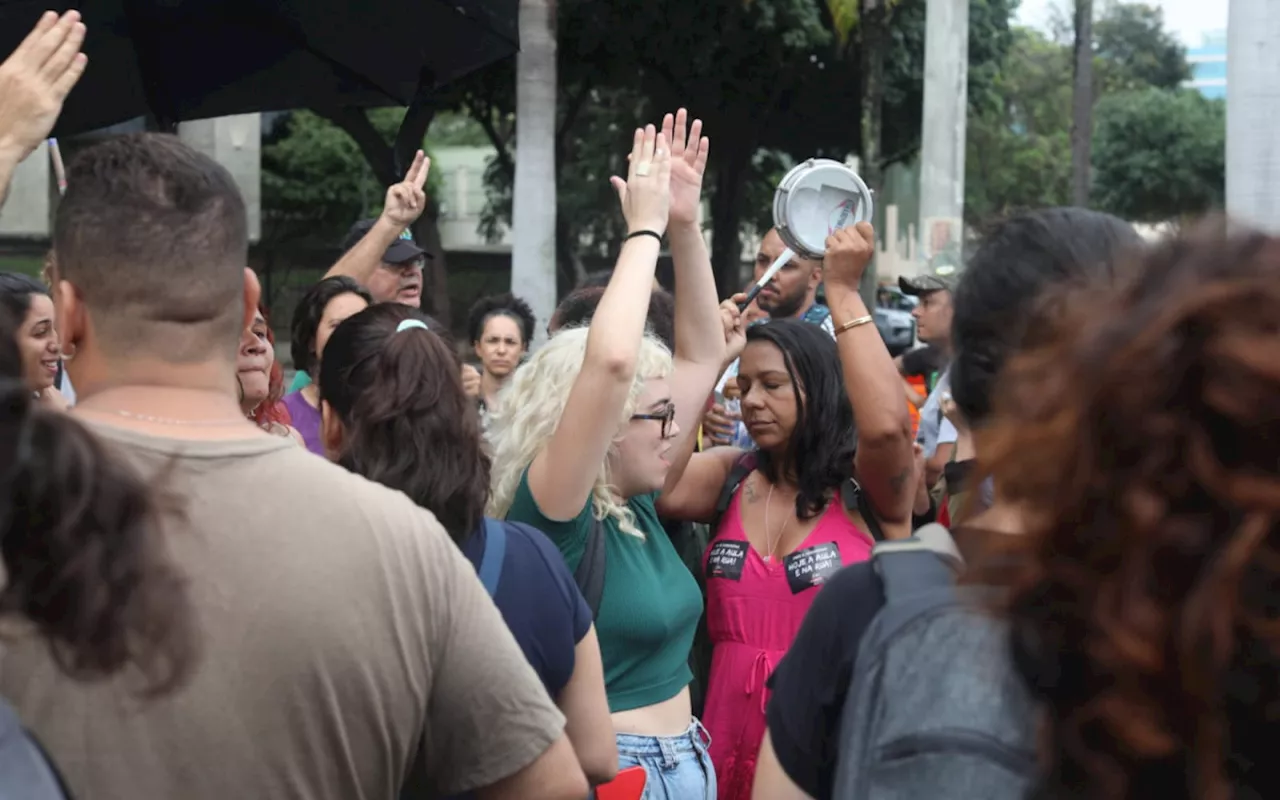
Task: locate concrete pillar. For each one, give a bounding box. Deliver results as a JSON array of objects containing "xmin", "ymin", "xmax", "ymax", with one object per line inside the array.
[
  {"xmin": 1227, "ymin": 0, "xmax": 1280, "ymax": 233},
  {"xmin": 179, "ymin": 114, "xmax": 262, "ymax": 242},
  {"xmin": 0, "ymin": 148, "xmax": 51, "ymax": 238},
  {"xmin": 917, "ymin": 0, "xmax": 969, "ymax": 274}
]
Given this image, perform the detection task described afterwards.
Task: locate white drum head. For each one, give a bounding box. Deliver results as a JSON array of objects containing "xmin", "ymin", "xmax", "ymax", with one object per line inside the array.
[{"xmin": 772, "ymin": 159, "xmax": 874, "ymax": 259}]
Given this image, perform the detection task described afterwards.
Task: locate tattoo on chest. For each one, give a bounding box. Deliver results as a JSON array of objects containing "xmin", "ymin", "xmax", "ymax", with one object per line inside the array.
[{"xmin": 744, "ymin": 478, "xmax": 758, "ymax": 503}]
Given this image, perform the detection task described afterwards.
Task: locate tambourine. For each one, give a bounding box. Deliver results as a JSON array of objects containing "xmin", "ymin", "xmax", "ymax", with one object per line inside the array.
[{"xmin": 741, "ymin": 159, "xmax": 874, "ymax": 310}]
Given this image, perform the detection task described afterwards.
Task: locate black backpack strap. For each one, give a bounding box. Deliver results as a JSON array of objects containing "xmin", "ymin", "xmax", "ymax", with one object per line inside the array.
[
  {"xmin": 573, "ymin": 515, "xmax": 606, "ymax": 620},
  {"xmin": 710, "ymin": 452, "xmax": 758, "ymax": 533},
  {"xmin": 841, "ymin": 478, "xmax": 888, "ymax": 543}
]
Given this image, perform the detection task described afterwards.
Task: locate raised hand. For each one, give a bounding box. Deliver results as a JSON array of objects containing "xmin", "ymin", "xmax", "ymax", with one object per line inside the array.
[
  {"xmin": 703, "ymin": 402, "xmax": 740, "ymax": 447},
  {"xmin": 911, "ymin": 443, "xmax": 931, "ymax": 517},
  {"xmin": 460, "ymin": 363, "xmax": 482, "ymax": 399},
  {"xmin": 720, "ymin": 293, "xmax": 748, "ymax": 364},
  {"xmin": 610, "ymin": 125, "xmax": 671, "ymax": 236},
  {"xmin": 381, "ymin": 150, "xmax": 430, "ymax": 229},
  {"xmin": 822, "ymin": 222, "xmax": 876, "ymax": 295},
  {"xmin": 662, "ymin": 108, "xmax": 709, "ymax": 227},
  {"xmin": 0, "ymin": 11, "xmax": 88, "ymax": 160}
]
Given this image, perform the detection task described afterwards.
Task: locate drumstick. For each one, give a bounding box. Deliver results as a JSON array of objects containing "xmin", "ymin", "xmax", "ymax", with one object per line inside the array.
[
  {"xmin": 738, "ymin": 247, "xmax": 793, "ymax": 311},
  {"xmin": 48, "ymin": 139, "xmax": 67, "ymax": 195}
]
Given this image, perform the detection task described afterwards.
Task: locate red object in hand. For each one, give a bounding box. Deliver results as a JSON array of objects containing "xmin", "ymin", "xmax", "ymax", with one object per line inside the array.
[{"xmin": 594, "ymin": 766, "xmax": 647, "ymax": 800}]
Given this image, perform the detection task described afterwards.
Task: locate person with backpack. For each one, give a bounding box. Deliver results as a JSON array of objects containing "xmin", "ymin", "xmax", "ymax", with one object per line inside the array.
[
  {"xmin": 752, "ymin": 208, "xmax": 1142, "ymax": 800},
  {"xmin": 979, "ymin": 222, "xmax": 1280, "ymax": 800},
  {"xmin": 317, "ymin": 302, "xmax": 617, "ymax": 789},
  {"xmin": 657, "ymin": 225, "xmax": 917, "ymax": 799}
]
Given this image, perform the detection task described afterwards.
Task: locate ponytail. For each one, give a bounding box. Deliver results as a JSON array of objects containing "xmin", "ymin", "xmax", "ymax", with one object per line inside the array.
[{"xmin": 320, "ymin": 304, "xmax": 490, "ymax": 542}]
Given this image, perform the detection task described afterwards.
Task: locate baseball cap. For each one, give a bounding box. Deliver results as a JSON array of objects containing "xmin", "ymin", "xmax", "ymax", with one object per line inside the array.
[
  {"xmin": 898, "ymin": 273, "xmax": 957, "ymax": 296},
  {"xmin": 340, "ymin": 219, "xmax": 429, "ymax": 265}
]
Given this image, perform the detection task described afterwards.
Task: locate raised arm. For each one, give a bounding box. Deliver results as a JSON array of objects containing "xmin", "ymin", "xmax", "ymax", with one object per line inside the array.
[
  {"xmin": 0, "ymin": 11, "xmax": 86, "ymax": 209},
  {"xmin": 824, "ymin": 224, "xmax": 916, "ymax": 525},
  {"xmin": 323, "ymin": 150, "xmax": 430, "ymax": 285},
  {"xmin": 526, "ymin": 126, "xmax": 672, "ymax": 519},
  {"xmin": 659, "ymin": 294, "xmax": 749, "ymax": 522},
  {"xmin": 659, "ymin": 109, "xmax": 727, "ymax": 495}
]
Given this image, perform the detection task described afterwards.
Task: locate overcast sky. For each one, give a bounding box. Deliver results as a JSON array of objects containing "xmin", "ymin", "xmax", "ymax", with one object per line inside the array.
[{"xmin": 1016, "ymin": 0, "xmax": 1228, "ymax": 45}]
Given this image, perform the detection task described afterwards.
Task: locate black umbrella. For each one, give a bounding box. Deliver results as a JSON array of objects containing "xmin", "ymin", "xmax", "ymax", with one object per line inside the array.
[{"xmin": 0, "ymin": 0, "xmax": 518, "ymax": 137}]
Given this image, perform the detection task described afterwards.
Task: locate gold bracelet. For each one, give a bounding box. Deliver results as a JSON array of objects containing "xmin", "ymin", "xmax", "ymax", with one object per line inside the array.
[{"xmin": 834, "ymin": 315, "xmax": 875, "ymax": 336}]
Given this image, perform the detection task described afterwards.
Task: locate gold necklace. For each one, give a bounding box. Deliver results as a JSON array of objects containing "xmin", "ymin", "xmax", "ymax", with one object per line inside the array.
[{"xmin": 104, "ymin": 409, "xmax": 246, "ymax": 426}]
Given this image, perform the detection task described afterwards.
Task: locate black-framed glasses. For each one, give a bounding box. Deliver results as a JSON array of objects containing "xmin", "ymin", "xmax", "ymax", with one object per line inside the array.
[{"xmin": 631, "ymin": 402, "xmax": 676, "ymax": 439}]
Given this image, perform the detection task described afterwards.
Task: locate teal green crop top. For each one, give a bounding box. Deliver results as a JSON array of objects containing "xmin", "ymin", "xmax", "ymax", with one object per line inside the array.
[{"xmin": 506, "ymin": 470, "xmax": 702, "ymax": 713}]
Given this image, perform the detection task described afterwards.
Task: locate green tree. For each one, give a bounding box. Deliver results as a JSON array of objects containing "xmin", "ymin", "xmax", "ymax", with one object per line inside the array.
[
  {"xmin": 1094, "ymin": 2, "xmax": 1190, "ymax": 93},
  {"xmin": 1092, "ymin": 88, "xmax": 1224, "ymax": 223},
  {"xmin": 966, "ymin": 27, "xmax": 1073, "ymax": 223},
  {"xmin": 464, "ymin": 0, "xmax": 1014, "ymax": 296}
]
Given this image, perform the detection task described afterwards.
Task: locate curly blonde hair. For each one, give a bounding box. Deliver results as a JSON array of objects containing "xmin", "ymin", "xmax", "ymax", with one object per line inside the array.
[{"xmin": 486, "ymin": 327, "xmax": 673, "ymax": 539}]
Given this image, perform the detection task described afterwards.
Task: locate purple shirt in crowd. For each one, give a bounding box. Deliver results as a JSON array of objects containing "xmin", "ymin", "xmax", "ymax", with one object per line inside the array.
[{"xmin": 282, "ymin": 391, "xmax": 324, "ymax": 456}]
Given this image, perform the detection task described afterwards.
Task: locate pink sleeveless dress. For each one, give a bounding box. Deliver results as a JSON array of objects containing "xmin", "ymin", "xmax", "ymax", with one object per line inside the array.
[{"xmin": 701, "ymin": 484, "xmax": 874, "ymax": 800}]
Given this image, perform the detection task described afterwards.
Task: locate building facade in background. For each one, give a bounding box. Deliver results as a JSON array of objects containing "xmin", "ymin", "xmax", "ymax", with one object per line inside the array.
[
  {"xmin": 0, "ymin": 114, "xmax": 263, "ymax": 242},
  {"xmin": 1186, "ymin": 29, "xmax": 1227, "ymax": 100}
]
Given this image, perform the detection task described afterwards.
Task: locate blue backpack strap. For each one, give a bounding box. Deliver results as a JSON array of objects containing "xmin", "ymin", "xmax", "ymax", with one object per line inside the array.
[{"xmin": 478, "ymin": 518, "xmax": 507, "ymax": 597}]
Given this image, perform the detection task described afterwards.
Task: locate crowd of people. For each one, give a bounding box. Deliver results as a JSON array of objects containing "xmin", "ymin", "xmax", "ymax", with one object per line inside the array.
[{"xmin": 1, "ymin": 9, "xmax": 1278, "ymax": 800}]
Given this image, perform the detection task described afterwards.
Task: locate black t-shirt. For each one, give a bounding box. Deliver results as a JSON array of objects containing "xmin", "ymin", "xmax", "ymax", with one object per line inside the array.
[{"xmin": 764, "ymin": 561, "xmax": 885, "ymax": 800}]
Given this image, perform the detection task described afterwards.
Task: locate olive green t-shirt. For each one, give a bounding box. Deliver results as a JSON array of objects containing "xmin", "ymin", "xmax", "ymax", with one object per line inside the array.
[
  {"xmin": 0, "ymin": 425, "xmax": 564, "ymax": 800},
  {"xmin": 507, "ymin": 470, "xmax": 702, "ymax": 713}
]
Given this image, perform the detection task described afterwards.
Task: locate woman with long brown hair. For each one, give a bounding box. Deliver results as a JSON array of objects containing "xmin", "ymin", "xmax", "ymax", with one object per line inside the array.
[
  {"xmin": 984, "ymin": 223, "xmax": 1280, "ymax": 800},
  {"xmin": 0, "ymin": 300, "xmax": 195, "ymax": 797}
]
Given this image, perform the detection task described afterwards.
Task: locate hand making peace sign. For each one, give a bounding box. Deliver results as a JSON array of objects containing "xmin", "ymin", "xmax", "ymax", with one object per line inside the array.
[{"xmin": 381, "ymin": 149, "xmax": 431, "ymax": 229}]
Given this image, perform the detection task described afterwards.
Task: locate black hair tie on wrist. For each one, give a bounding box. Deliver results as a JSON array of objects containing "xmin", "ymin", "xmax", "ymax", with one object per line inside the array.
[{"xmin": 625, "ymin": 230, "xmax": 662, "ymax": 244}]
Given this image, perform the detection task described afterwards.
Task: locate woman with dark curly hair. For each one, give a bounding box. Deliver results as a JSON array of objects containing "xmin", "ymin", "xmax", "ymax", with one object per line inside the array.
[
  {"xmin": 982, "ymin": 222, "xmax": 1280, "ymax": 800},
  {"xmin": 466, "ymin": 292, "xmax": 536, "ymax": 416},
  {"xmin": 0, "ymin": 301, "xmax": 195, "ymax": 797},
  {"xmin": 755, "ymin": 207, "xmax": 1142, "ymax": 800}
]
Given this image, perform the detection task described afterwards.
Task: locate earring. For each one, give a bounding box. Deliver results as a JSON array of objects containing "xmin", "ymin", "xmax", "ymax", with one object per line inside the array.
[{"xmin": 60, "ymin": 342, "xmax": 77, "ymax": 362}]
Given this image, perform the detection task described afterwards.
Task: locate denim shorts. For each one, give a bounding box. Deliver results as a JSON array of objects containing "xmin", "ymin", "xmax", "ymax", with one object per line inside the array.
[{"xmin": 610, "ymin": 719, "xmax": 715, "ymax": 800}]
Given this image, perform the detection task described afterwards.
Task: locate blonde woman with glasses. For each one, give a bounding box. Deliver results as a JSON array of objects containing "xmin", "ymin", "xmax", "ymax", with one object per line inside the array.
[{"xmin": 487, "ymin": 111, "xmax": 727, "ymax": 799}]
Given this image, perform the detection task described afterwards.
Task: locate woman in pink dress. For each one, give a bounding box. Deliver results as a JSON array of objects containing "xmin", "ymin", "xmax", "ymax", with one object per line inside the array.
[{"xmin": 659, "ymin": 227, "xmax": 917, "ymax": 798}]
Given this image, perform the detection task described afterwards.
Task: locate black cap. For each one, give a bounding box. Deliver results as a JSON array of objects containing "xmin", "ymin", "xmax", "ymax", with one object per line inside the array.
[
  {"xmin": 898, "ymin": 273, "xmax": 957, "ymax": 296},
  {"xmin": 340, "ymin": 219, "xmax": 428, "ymax": 264}
]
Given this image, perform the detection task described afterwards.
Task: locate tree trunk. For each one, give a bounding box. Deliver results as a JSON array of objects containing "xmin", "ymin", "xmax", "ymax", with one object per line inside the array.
[
  {"xmin": 709, "ymin": 148, "xmax": 751, "ymax": 298},
  {"xmin": 1226, "ymin": 0, "xmax": 1280, "ymax": 232},
  {"xmin": 511, "ymin": 0, "xmax": 558, "ymax": 342},
  {"xmin": 1071, "ymin": 0, "xmax": 1095, "ymax": 206},
  {"xmin": 859, "ymin": 0, "xmax": 887, "ymax": 310}
]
